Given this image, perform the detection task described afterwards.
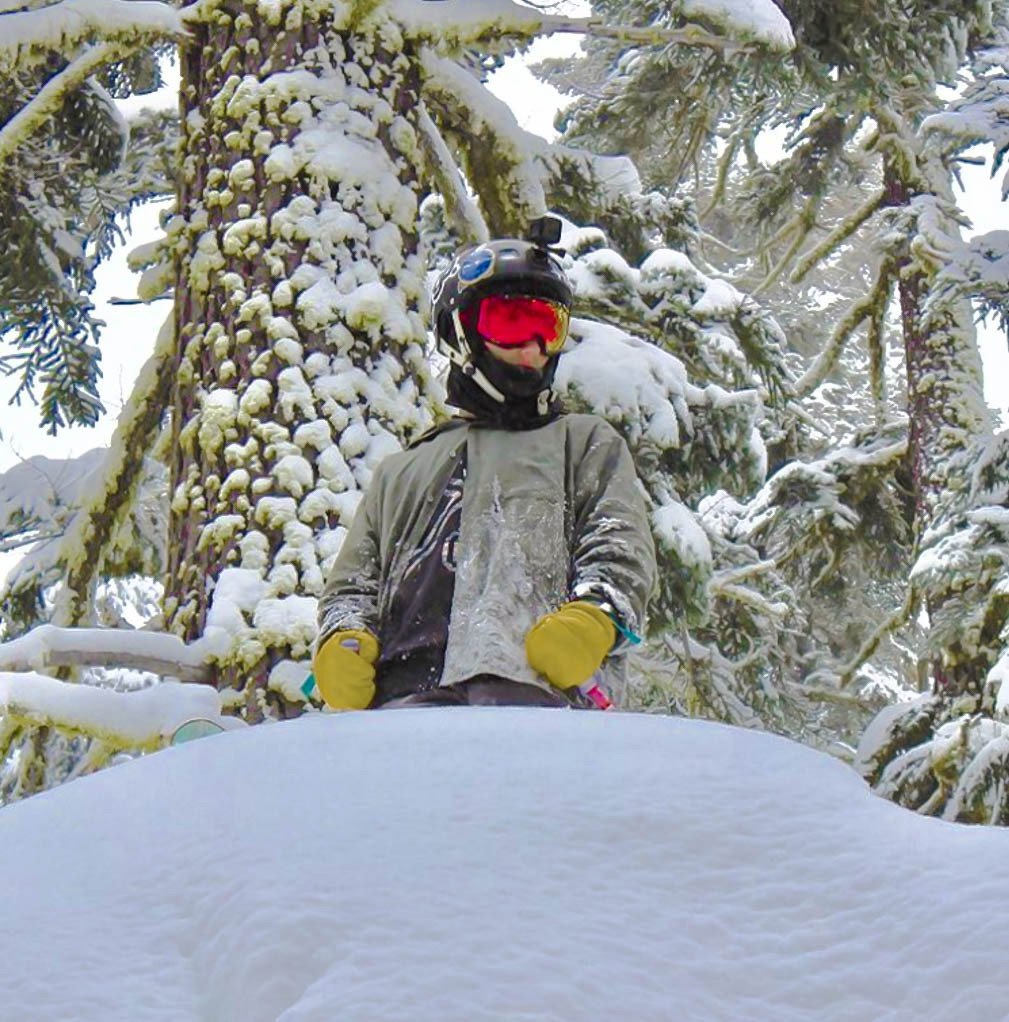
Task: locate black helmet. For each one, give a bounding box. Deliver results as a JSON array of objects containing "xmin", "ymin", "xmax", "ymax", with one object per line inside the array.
[{"xmin": 432, "ymin": 236, "xmax": 573, "ymax": 421}]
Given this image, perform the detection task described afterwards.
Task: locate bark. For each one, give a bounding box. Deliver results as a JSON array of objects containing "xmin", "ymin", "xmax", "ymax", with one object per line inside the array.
[{"xmin": 167, "ymin": 0, "xmax": 433, "ymax": 720}]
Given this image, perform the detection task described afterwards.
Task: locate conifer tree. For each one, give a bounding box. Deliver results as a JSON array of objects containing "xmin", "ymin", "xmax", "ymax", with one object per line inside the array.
[{"xmin": 544, "ymin": 2, "xmax": 1009, "ymax": 781}]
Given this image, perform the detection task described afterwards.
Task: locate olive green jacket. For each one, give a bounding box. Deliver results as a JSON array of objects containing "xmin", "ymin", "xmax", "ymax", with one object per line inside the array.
[{"xmin": 317, "ymin": 413, "xmax": 657, "ymax": 696}]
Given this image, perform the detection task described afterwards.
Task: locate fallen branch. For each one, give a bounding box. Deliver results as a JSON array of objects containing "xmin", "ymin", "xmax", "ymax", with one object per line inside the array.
[
  {"xmin": 0, "ymin": 671, "xmax": 222, "ymax": 750},
  {"xmin": 0, "ymin": 624, "xmax": 211, "ymax": 682}
]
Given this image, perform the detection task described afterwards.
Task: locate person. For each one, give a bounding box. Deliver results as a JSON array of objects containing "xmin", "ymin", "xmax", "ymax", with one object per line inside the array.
[{"xmin": 313, "ymin": 220, "xmax": 657, "ymax": 710}]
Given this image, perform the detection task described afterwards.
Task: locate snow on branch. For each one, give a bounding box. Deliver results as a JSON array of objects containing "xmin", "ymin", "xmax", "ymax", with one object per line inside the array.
[
  {"xmin": 0, "ymin": 41, "xmax": 117, "ymax": 163},
  {"xmin": 935, "ymin": 229, "xmax": 1009, "ymax": 319},
  {"xmin": 421, "ymin": 50, "xmax": 641, "ymax": 236},
  {"xmin": 391, "ymin": 0, "xmax": 794, "ymax": 52},
  {"xmin": 53, "ymin": 313, "xmax": 174, "ymax": 628},
  {"xmin": 0, "ymin": 449, "xmax": 106, "ymax": 550},
  {"xmin": 415, "ymin": 104, "xmax": 489, "ymax": 246},
  {"xmin": 0, "ymin": 0, "xmax": 182, "ymax": 67},
  {"xmin": 0, "ymin": 671, "xmax": 221, "ymax": 749},
  {"xmin": 421, "ymin": 50, "xmax": 547, "ymax": 234},
  {"xmin": 921, "ymin": 33, "xmax": 1009, "ymax": 194},
  {"xmin": 0, "ymin": 0, "xmax": 182, "ymax": 164},
  {"xmin": 0, "ymin": 624, "xmax": 211, "ymax": 682}
]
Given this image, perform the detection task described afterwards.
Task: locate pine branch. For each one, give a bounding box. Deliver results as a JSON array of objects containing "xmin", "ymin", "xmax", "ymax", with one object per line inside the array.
[
  {"xmin": 700, "ymin": 135, "xmax": 740, "ymax": 219},
  {"xmin": 0, "ymin": 42, "xmax": 121, "ymax": 163},
  {"xmin": 420, "ymin": 50, "xmax": 547, "ymax": 235},
  {"xmin": 836, "ymin": 582, "xmax": 917, "ymax": 690},
  {"xmin": 752, "ymin": 197, "xmax": 817, "ymax": 297},
  {"xmin": 789, "ymin": 188, "xmax": 888, "ymax": 285},
  {"xmin": 52, "ymin": 314, "xmax": 174, "ymax": 628},
  {"xmin": 107, "ymin": 294, "xmax": 172, "ymax": 305},
  {"xmin": 867, "ymin": 263, "xmax": 895, "ymax": 423},
  {"xmin": 0, "ymin": 529, "xmax": 62, "ymax": 554},
  {"xmin": 794, "ymin": 265, "xmax": 893, "ymax": 399},
  {"xmin": 709, "ymin": 558, "xmax": 779, "ymax": 588},
  {"xmin": 801, "ymin": 686, "xmax": 873, "ymax": 709},
  {"xmin": 414, "ymin": 103, "xmax": 488, "ymax": 246},
  {"xmin": 713, "ymin": 581, "xmax": 789, "ymax": 619},
  {"xmin": 550, "ymin": 18, "xmax": 762, "ymax": 53}
]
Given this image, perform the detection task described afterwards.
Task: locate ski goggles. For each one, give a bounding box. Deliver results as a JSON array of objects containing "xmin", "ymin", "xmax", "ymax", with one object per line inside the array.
[{"xmin": 463, "ymin": 294, "xmax": 570, "ymax": 353}]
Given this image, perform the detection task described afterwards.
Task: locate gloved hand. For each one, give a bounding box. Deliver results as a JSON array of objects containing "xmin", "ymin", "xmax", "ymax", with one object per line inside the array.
[
  {"xmin": 312, "ymin": 629, "xmax": 380, "ymax": 710},
  {"xmin": 525, "ymin": 600, "xmax": 616, "ymax": 691}
]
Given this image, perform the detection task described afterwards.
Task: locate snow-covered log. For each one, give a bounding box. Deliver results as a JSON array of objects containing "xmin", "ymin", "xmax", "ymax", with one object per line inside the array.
[
  {"xmin": 0, "ymin": 624, "xmax": 210, "ymax": 682},
  {"xmin": 0, "ymin": 672, "xmax": 221, "ymax": 749}
]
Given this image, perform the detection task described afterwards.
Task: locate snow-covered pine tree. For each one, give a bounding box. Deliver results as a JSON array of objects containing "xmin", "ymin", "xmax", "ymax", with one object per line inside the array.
[
  {"xmin": 544, "ymin": 1, "xmax": 1009, "ymax": 770},
  {"xmin": 854, "ymin": 23, "xmax": 1009, "ymax": 822}
]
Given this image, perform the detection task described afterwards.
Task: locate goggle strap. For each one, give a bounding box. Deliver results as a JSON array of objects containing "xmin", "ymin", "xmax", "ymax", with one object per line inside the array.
[
  {"xmin": 451, "ymin": 308, "xmax": 507, "ymax": 404},
  {"xmin": 446, "ymin": 310, "xmax": 470, "ymax": 369},
  {"xmin": 467, "ymin": 364, "xmax": 507, "ymax": 405}
]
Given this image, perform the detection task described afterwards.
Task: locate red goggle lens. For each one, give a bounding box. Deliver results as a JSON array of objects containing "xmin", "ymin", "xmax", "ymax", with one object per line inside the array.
[{"xmin": 467, "ymin": 295, "xmax": 570, "ymax": 353}]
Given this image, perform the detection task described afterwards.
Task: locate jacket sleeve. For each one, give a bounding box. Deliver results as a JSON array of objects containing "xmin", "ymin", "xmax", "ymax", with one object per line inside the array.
[
  {"xmin": 316, "ymin": 472, "xmax": 384, "ymax": 651},
  {"xmin": 568, "ymin": 418, "xmax": 657, "ymax": 644}
]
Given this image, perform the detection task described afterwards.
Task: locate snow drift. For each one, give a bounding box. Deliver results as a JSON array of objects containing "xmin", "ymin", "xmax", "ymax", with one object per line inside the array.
[{"xmin": 2, "ymin": 708, "xmax": 1007, "ymax": 1021}]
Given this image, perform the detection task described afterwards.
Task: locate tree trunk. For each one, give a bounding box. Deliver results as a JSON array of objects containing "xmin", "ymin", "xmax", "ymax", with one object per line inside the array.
[
  {"xmin": 167, "ymin": 0, "xmax": 434, "ymax": 720},
  {"xmin": 857, "ymin": 160, "xmax": 998, "ymax": 817},
  {"xmin": 886, "ymin": 161, "xmax": 991, "ymax": 698}
]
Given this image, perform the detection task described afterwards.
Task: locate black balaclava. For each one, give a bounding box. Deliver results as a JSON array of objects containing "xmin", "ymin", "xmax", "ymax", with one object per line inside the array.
[{"xmin": 446, "ymin": 340, "xmax": 562, "ymax": 430}]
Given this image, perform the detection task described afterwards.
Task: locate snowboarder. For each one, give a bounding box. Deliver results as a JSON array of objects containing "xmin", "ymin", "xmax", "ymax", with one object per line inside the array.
[{"xmin": 313, "ymin": 219, "xmax": 657, "ymax": 709}]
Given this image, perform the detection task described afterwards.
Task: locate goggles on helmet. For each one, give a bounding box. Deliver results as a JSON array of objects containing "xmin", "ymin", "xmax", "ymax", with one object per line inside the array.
[{"xmin": 462, "ymin": 294, "xmax": 570, "ymax": 354}]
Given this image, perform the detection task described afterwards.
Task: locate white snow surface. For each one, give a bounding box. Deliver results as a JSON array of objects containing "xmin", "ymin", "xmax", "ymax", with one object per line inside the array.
[{"xmin": 3, "ymin": 708, "xmax": 1008, "ymax": 1021}]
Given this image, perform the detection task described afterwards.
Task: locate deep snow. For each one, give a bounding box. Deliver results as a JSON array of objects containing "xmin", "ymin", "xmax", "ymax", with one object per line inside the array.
[{"xmin": 2, "ymin": 708, "xmax": 1008, "ymax": 1021}]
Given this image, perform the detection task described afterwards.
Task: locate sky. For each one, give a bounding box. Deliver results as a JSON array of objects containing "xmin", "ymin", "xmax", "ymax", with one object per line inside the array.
[{"xmin": 2, "ymin": 705, "xmax": 1008, "ymax": 1020}]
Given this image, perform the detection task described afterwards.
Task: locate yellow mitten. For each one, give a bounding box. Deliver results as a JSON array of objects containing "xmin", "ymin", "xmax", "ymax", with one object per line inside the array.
[
  {"xmin": 525, "ymin": 601, "xmax": 616, "ymax": 690},
  {"xmin": 313, "ymin": 629, "xmax": 380, "ymax": 710}
]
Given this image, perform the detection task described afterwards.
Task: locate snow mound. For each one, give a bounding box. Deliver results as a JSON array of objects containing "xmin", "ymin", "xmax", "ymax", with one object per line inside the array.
[{"xmin": 3, "ymin": 709, "xmax": 1008, "ymax": 1021}]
